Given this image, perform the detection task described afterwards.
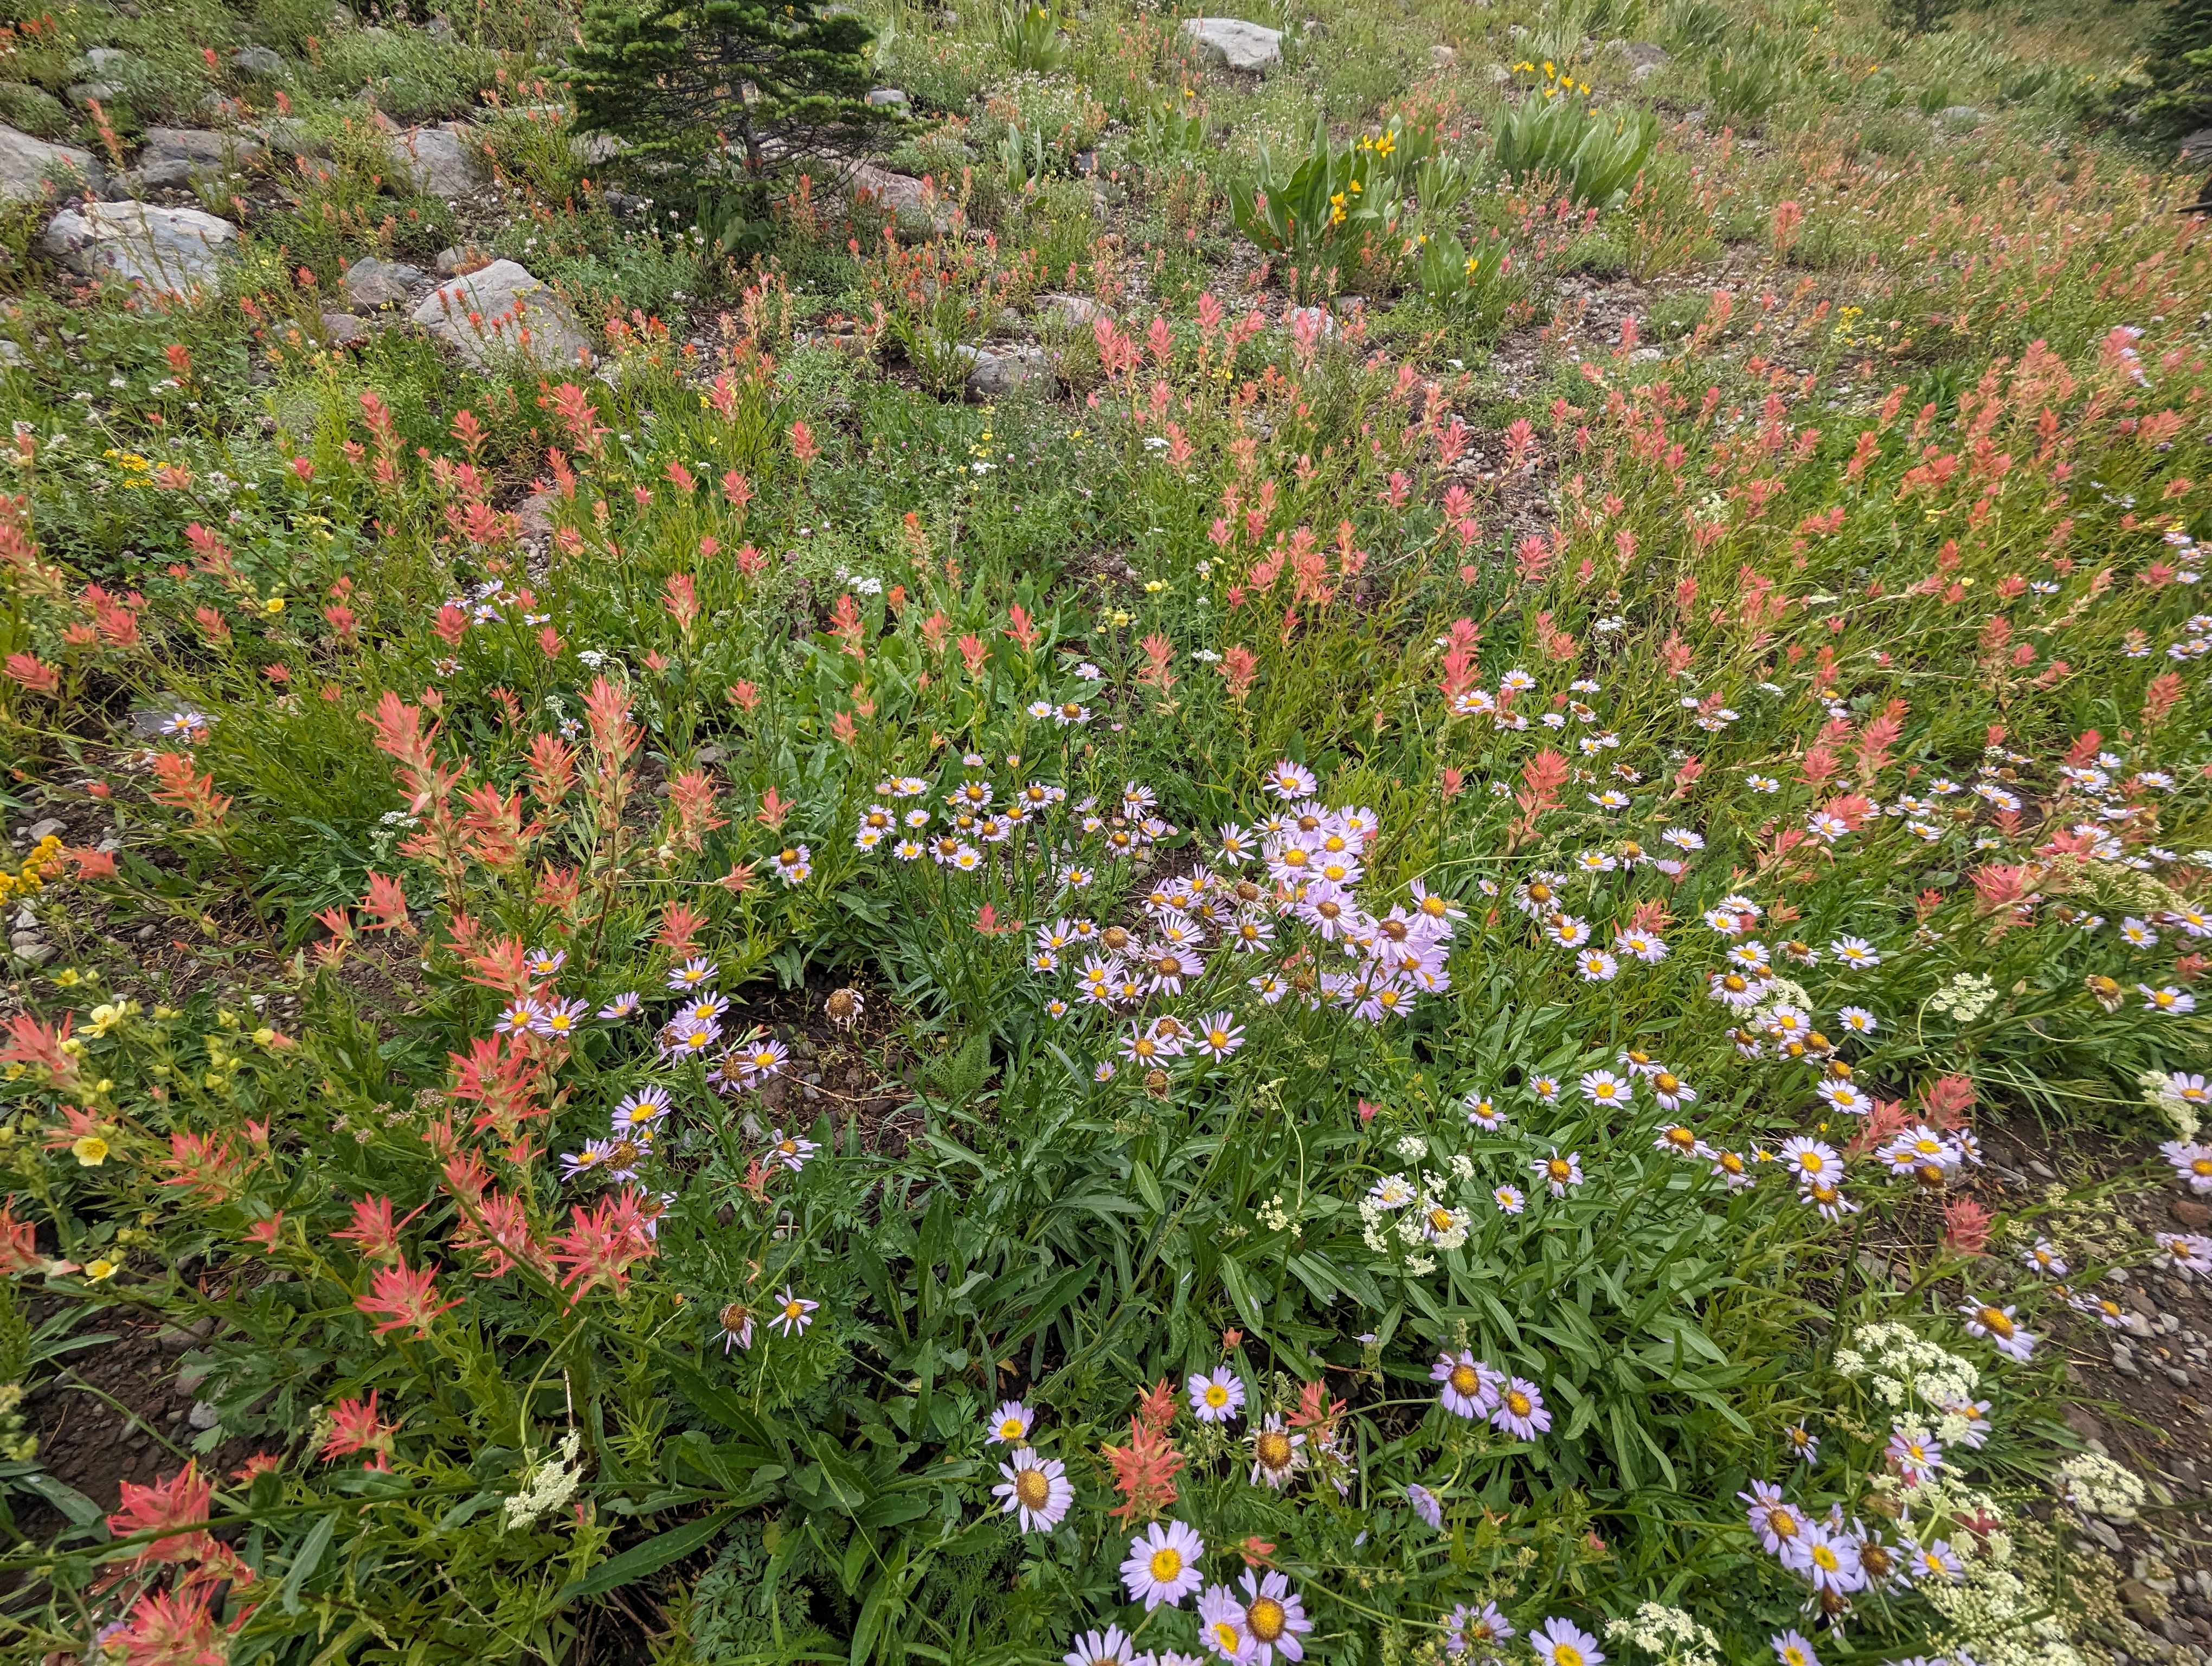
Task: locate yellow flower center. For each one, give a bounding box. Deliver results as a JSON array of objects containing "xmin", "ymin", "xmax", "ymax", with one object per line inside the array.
[
  {"xmin": 1506, "ymin": 1389, "xmax": 1532, "ymax": 1417},
  {"xmin": 1014, "ymin": 1467, "xmax": 1050, "ymax": 1509},
  {"xmin": 999, "ymin": 1418, "xmax": 1025, "ymax": 1439},
  {"xmin": 1247, "ymin": 1597, "xmax": 1287, "ymax": 1642},
  {"xmin": 1450, "ymin": 1364, "xmax": 1480, "ymax": 1395},
  {"xmin": 1980, "ymin": 1307, "xmax": 2013, "ymax": 1337},
  {"xmin": 1205, "ymin": 1384, "xmax": 1229, "ymax": 1407},
  {"xmin": 1255, "ymin": 1431, "xmax": 1293, "ymax": 1470},
  {"xmin": 1556, "ymin": 1648, "xmax": 1583, "ymax": 1666},
  {"xmin": 1149, "ymin": 1547, "xmax": 1182, "ymax": 1581}
]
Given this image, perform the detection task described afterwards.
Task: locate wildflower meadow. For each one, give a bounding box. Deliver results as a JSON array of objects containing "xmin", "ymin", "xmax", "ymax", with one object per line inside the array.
[{"xmin": 1, "ymin": 0, "xmax": 2211, "ymax": 1661}]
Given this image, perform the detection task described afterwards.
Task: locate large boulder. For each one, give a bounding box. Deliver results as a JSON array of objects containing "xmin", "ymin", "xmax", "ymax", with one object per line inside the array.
[
  {"xmin": 130, "ymin": 126, "xmax": 264, "ymax": 189},
  {"xmin": 409, "ymin": 259, "xmax": 593, "ymax": 370},
  {"xmin": 845, "ymin": 159, "xmax": 952, "ymax": 236},
  {"xmin": 43, "ymin": 201, "xmax": 237, "ymax": 291},
  {"xmin": 1181, "ymin": 17, "xmax": 1282, "ymax": 72},
  {"xmin": 0, "ymin": 123, "xmax": 99, "ymax": 205},
  {"xmin": 344, "ymin": 254, "xmax": 420, "ymax": 310},
  {"xmin": 142, "ymin": 127, "xmax": 265, "ymax": 169},
  {"xmin": 391, "ymin": 123, "xmax": 482, "ymax": 198}
]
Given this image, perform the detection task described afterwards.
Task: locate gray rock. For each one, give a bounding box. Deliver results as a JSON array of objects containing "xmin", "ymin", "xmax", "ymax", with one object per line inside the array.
[
  {"xmin": 0, "ymin": 123, "xmax": 99, "ymax": 204},
  {"xmin": 12, "ymin": 941, "xmax": 54, "ymax": 966},
  {"xmin": 391, "ymin": 122, "xmax": 481, "ymax": 198},
  {"xmin": 83, "ymin": 47, "xmax": 130, "ymax": 72},
  {"xmin": 1621, "ymin": 40, "xmax": 1670, "ymax": 74},
  {"xmin": 1939, "ymin": 105, "xmax": 1984, "ymax": 127},
  {"xmin": 343, "ymin": 253, "xmax": 416, "ymax": 309},
  {"xmin": 1429, "ymin": 44, "xmax": 1456, "ymax": 66},
  {"xmin": 23, "ymin": 818, "xmax": 63, "ymax": 841},
  {"xmin": 1034, "ymin": 291, "xmax": 1107, "ymax": 329},
  {"xmin": 2084, "ymin": 1515, "xmax": 2125, "ymax": 1553},
  {"xmin": 122, "ymin": 159, "xmax": 197, "ymax": 191},
  {"xmin": 845, "ymin": 159, "xmax": 950, "ymax": 234},
  {"xmin": 249, "ymin": 117, "xmax": 323, "ymax": 157},
  {"xmin": 1181, "ymin": 16, "xmax": 1282, "ymax": 71},
  {"xmin": 187, "ymin": 1399, "xmax": 221, "ymax": 1431},
  {"xmin": 958, "ymin": 342, "xmax": 1048, "ymax": 400},
  {"xmin": 409, "ymin": 258, "xmax": 593, "ymax": 370},
  {"xmin": 321, "ymin": 311, "xmax": 368, "ymax": 345},
  {"xmin": 434, "ymin": 245, "xmax": 465, "ymax": 276},
  {"xmin": 866, "ymin": 86, "xmax": 909, "ymax": 107},
  {"xmin": 2181, "ymin": 128, "xmax": 2212, "ymax": 165},
  {"xmin": 142, "ymin": 126, "xmax": 265, "ymax": 171},
  {"xmin": 67, "ymin": 83, "xmax": 120, "ymax": 110},
  {"xmin": 515, "ymin": 488, "xmax": 557, "ymax": 539},
  {"xmin": 231, "ymin": 46, "xmax": 284, "ymax": 76},
  {"xmin": 43, "ymin": 202, "xmax": 239, "ymax": 292}
]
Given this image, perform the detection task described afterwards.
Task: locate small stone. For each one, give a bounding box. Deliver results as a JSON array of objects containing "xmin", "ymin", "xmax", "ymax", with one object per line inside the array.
[
  {"xmin": 2167, "ymin": 1365, "xmax": 2197, "ymax": 1388},
  {"xmin": 187, "ymin": 1399, "xmax": 220, "ymax": 1431},
  {"xmin": 2086, "ymin": 1516, "xmax": 2125, "ymax": 1553},
  {"xmin": 136, "ymin": 924, "xmax": 155, "ymax": 941},
  {"xmin": 1939, "ymin": 105, "xmax": 1984, "ymax": 127},
  {"xmin": 2029, "ymin": 1159, "xmax": 2057, "ymax": 1180},
  {"xmin": 24, "ymin": 818, "xmax": 63, "ymax": 841},
  {"xmin": 1621, "ymin": 40, "xmax": 1671, "ymax": 75},
  {"xmin": 83, "ymin": 46, "xmax": 130, "ymax": 72},
  {"xmin": 155, "ymin": 1318, "xmax": 215, "ymax": 1349},
  {"xmin": 320, "ymin": 312, "xmax": 367, "ymax": 345},
  {"xmin": 2113, "ymin": 1347, "xmax": 2139, "ymax": 1376},
  {"xmin": 957, "ymin": 342, "xmax": 1048, "ymax": 400},
  {"xmin": 866, "ymin": 86, "xmax": 908, "ymax": 107},
  {"xmin": 1181, "ymin": 16, "xmax": 1283, "ymax": 72},
  {"xmin": 232, "ymin": 46, "xmax": 284, "ymax": 75},
  {"xmin": 515, "ymin": 488, "xmax": 558, "ymax": 539},
  {"xmin": 12, "ymin": 942, "xmax": 53, "ymax": 965},
  {"xmin": 2175, "ymin": 1197, "xmax": 2211, "ymax": 1231},
  {"xmin": 1429, "ymin": 44, "xmax": 1456, "ymax": 66},
  {"xmin": 175, "ymin": 1362, "xmax": 211, "ymax": 1395}
]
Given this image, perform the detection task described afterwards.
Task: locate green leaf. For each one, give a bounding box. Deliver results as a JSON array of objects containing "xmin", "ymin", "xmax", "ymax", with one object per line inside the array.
[
  {"xmin": 27, "ymin": 1471, "xmax": 105, "ymax": 1529},
  {"xmin": 554, "ymin": 1508, "xmax": 737, "ymax": 1605},
  {"xmin": 281, "ymin": 1511, "xmax": 338, "ymax": 1614}
]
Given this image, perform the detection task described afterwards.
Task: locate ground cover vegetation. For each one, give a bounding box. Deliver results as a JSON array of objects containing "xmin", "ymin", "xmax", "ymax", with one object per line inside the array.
[{"xmin": 1, "ymin": 0, "xmax": 2211, "ymax": 1660}]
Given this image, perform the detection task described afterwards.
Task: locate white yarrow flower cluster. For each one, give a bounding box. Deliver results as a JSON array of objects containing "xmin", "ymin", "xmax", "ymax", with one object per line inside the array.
[
  {"xmin": 502, "ymin": 1431, "xmax": 585, "ymax": 1532},
  {"xmin": 1604, "ymin": 1603, "xmax": 1724, "ymax": 1666},
  {"xmin": 1834, "ymin": 1321, "xmax": 1981, "ymax": 1414},
  {"xmin": 2057, "ymin": 1451, "xmax": 2146, "ymax": 1521},
  {"xmin": 2139, "ymin": 1066, "xmax": 2204, "ymax": 1142},
  {"xmin": 1927, "ymin": 972, "xmax": 2000, "ymax": 1022}
]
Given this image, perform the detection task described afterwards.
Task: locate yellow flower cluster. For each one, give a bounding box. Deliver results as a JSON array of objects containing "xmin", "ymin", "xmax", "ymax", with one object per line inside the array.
[
  {"xmin": 102, "ymin": 446, "xmax": 152, "ymax": 489},
  {"xmin": 0, "ymin": 834, "xmax": 64, "ymax": 902}
]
